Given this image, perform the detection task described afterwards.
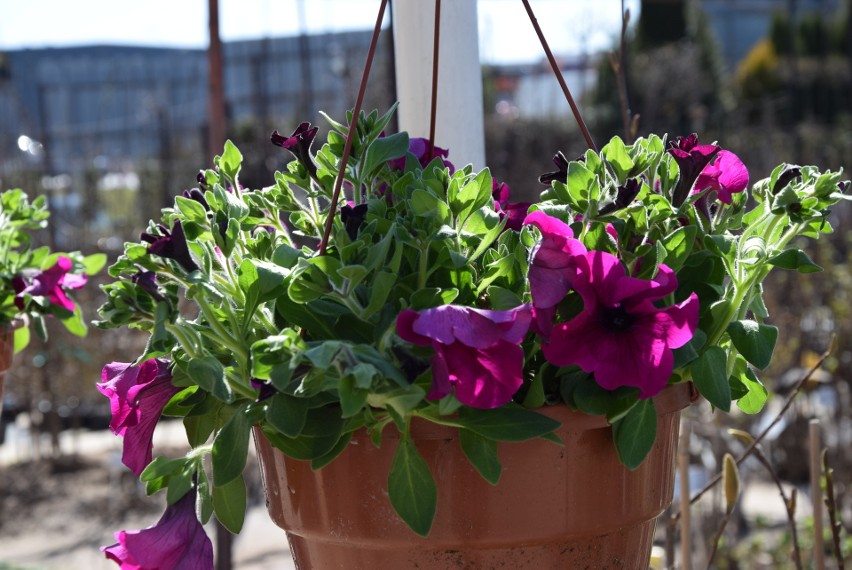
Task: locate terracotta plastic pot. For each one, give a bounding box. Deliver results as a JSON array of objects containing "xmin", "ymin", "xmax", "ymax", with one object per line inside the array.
[
  {"xmin": 0, "ymin": 327, "xmax": 14, "ymax": 408},
  {"xmin": 255, "ymin": 382, "xmax": 697, "ymax": 570}
]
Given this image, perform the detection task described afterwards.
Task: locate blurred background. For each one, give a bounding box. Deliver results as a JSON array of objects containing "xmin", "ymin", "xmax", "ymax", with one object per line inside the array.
[{"xmin": 0, "ymin": 0, "xmax": 850, "ymax": 568}]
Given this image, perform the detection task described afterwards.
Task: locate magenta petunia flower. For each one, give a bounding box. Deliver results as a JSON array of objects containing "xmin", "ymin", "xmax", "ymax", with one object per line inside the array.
[
  {"xmin": 396, "ymin": 304, "xmax": 532, "ymax": 409},
  {"xmin": 694, "ymin": 150, "xmax": 749, "ymax": 204},
  {"xmin": 542, "ymin": 251, "xmax": 699, "ymax": 398},
  {"xmin": 523, "ymin": 211, "xmax": 588, "ymax": 334},
  {"xmin": 388, "ymin": 137, "xmax": 454, "ymax": 172},
  {"xmin": 491, "ymin": 180, "xmax": 531, "ymax": 232},
  {"xmin": 16, "ymin": 255, "xmax": 87, "ymax": 313},
  {"xmin": 102, "ymin": 490, "xmax": 213, "ymax": 570},
  {"xmin": 97, "ymin": 359, "xmax": 179, "ymax": 476}
]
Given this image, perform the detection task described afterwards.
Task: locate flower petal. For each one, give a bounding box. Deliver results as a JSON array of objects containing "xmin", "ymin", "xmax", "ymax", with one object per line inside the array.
[{"xmin": 441, "ymin": 341, "xmax": 524, "ymax": 409}]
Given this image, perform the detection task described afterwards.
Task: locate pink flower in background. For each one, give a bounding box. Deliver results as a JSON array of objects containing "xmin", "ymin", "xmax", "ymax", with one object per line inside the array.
[
  {"xmin": 389, "ymin": 137, "xmax": 454, "ymax": 172},
  {"xmin": 397, "ymin": 304, "xmax": 531, "ymax": 409},
  {"xmin": 694, "ymin": 150, "xmax": 749, "ymax": 204},
  {"xmin": 97, "ymin": 359, "xmax": 179, "ymax": 476},
  {"xmin": 542, "ymin": 251, "xmax": 699, "ymax": 398},
  {"xmin": 15, "ymin": 255, "xmax": 86, "ymax": 312},
  {"xmin": 102, "ymin": 491, "xmax": 213, "ymax": 570}
]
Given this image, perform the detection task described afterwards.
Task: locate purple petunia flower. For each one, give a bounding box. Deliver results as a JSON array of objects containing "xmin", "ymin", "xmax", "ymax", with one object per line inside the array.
[
  {"xmin": 694, "ymin": 150, "xmax": 749, "ymax": 205},
  {"xmin": 97, "ymin": 359, "xmax": 179, "ymax": 476},
  {"xmin": 181, "ymin": 188, "xmax": 210, "ymax": 210},
  {"xmin": 542, "ymin": 251, "xmax": 699, "ymax": 399},
  {"xmin": 102, "ymin": 490, "xmax": 213, "ymax": 570},
  {"xmin": 388, "ymin": 137, "xmax": 454, "ymax": 172},
  {"xmin": 271, "ymin": 122, "xmax": 319, "ymax": 176},
  {"xmin": 340, "ymin": 203, "xmax": 368, "ymax": 240},
  {"xmin": 523, "ymin": 211, "xmax": 588, "ymax": 334},
  {"xmin": 15, "ymin": 255, "xmax": 87, "ymax": 313},
  {"xmin": 141, "ymin": 220, "xmax": 199, "ymax": 273},
  {"xmin": 668, "ymin": 134, "xmax": 720, "ymax": 207},
  {"xmin": 396, "ymin": 304, "xmax": 532, "ymax": 409},
  {"xmin": 538, "ymin": 151, "xmax": 572, "ymax": 185},
  {"xmin": 491, "ymin": 180, "xmax": 531, "ymax": 232}
]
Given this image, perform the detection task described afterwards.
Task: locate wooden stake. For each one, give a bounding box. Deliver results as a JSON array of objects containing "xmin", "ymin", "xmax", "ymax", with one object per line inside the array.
[
  {"xmin": 810, "ymin": 419, "xmax": 825, "ymax": 570},
  {"xmin": 678, "ymin": 422, "xmax": 691, "ymax": 570}
]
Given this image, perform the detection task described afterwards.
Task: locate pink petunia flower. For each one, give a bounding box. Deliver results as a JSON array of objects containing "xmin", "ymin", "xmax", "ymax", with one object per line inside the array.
[
  {"xmin": 694, "ymin": 150, "xmax": 749, "ymax": 204},
  {"xmin": 102, "ymin": 490, "xmax": 213, "ymax": 570},
  {"xmin": 396, "ymin": 304, "xmax": 532, "ymax": 409},
  {"xmin": 667, "ymin": 134, "xmax": 720, "ymax": 206},
  {"xmin": 523, "ymin": 211, "xmax": 588, "ymax": 335},
  {"xmin": 97, "ymin": 359, "xmax": 179, "ymax": 476},
  {"xmin": 542, "ymin": 251, "xmax": 699, "ymax": 399},
  {"xmin": 16, "ymin": 255, "xmax": 87, "ymax": 313}
]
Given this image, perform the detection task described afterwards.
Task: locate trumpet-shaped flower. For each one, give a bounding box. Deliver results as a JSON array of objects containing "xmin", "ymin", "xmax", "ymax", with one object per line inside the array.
[
  {"xmin": 102, "ymin": 491, "xmax": 213, "ymax": 570},
  {"xmin": 15, "ymin": 255, "xmax": 86, "ymax": 313},
  {"xmin": 97, "ymin": 359, "xmax": 179, "ymax": 476},
  {"xmin": 389, "ymin": 137, "xmax": 454, "ymax": 172},
  {"xmin": 542, "ymin": 251, "xmax": 699, "ymax": 398},
  {"xmin": 271, "ymin": 122, "xmax": 319, "ymax": 176},
  {"xmin": 523, "ymin": 211, "xmax": 587, "ymax": 333},
  {"xmin": 396, "ymin": 304, "xmax": 531, "ymax": 409},
  {"xmin": 492, "ymin": 180, "xmax": 530, "ymax": 232},
  {"xmin": 668, "ymin": 134, "xmax": 719, "ymax": 206},
  {"xmin": 694, "ymin": 150, "xmax": 749, "ymax": 204},
  {"xmin": 141, "ymin": 220, "xmax": 199, "ymax": 273}
]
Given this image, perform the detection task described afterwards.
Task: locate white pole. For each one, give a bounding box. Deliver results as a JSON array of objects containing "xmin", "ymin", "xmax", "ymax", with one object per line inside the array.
[{"xmin": 392, "ymin": 0, "xmax": 485, "ymax": 170}]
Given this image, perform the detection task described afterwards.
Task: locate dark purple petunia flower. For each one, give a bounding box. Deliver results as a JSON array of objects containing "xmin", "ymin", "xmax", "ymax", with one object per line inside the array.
[
  {"xmin": 388, "ymin": 137, "xmax": 454, "ymax": 172},
  {"xmin": 694, "ymin": 150, "xmax": 749, "ymax": 205},
  {"xmin": 102, "ymin": 490, "xmax": 213, "ymax": 570},
  {"xmin": 141, "ymin": 220, "xmax": 199, "ymax": 273},
  {"xmin": 771, "ymin": 165, "xmax": 801, "ymax": 195},
  {"xmin": 97, "ymin": 359, "xmax": 180, "ymax": 476},
  {"xmin": 181, "ymin": 188, "xmax": 209, "ymax": 211},
  {"xmin": 15, "ymin": 255, "xmax": 87, "ymax": 313},
  {"xmin": 538, "ymin": 151, "xmax": 572, "ymax": 185},
  {"xmin": 340, "ymin": 203, "xmax": 368, "ymax": 240},
  {"xmin": 271, "ymin": 122, "xmax": 319, "ymax": 176},
  {"xmin": 600, "ymin": 179, "xmax": 642, "ymax": 215},
  {"xmin": 131, "ymin": 270, "xmax": 164, "ymax": 302},
  {"xmin": 250, "ymin": 378, "xmax": 277, "ymax": 401},
  {"xmin": 196, "ymin": 170, "xmax": 208, "ymax": 190},
  {"xmin": 541, "ymin": 251, "xmax": 699, "ymax": 399},
  {"xmin": 491, "ymin": 180, "xmax": 531, "ymax": 232},
  {"xmin": 667, "ymin": 134, "xmax": 720, "ymax": 207},
  {"xmin": 396, "ymin": 304, "xmax": 532, "ymax": 409}
]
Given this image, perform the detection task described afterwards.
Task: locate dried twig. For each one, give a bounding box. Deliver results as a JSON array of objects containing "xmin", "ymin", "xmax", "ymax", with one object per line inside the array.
[
  {"xmin": 751, "ymin": 445, "xmax": 804, "ymax": 569},
  {"xmin": 810, "ymin": 420, "xmax": 825, "ymax": 570},
  {"xmin": 822, "ymin": 450, "xmax": 846, "ymax": 570},
  {"xmin": 609, "ymin": 8, "xmax": 637, "ymax": 142},
  {"xmin": 672, "ymin": 336, "xmax": 835, "ymax": 522}
]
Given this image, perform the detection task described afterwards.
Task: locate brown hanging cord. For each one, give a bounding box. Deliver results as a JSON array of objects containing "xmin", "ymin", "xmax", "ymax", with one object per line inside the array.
[
  {"xmin": 521, "ymin": 0, "xmax": 598, "ymax": 152},
  {"xmin": 428, "ymin": 0, "xmax": 442, "ymax": 159},
  {"xmin": 319, "ymin": 0, "xmax": 389, "ymax": 256}
]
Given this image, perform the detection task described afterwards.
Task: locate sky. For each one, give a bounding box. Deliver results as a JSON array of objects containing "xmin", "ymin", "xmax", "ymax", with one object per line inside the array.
[{"xmin": 0, "ymin": 0, "xmax": 638, "ymax": 63}]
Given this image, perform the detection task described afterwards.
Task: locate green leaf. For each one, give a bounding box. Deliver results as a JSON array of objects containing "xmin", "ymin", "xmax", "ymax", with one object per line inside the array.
[
  {"xmin": 212, "ymin": 404, "xmax": 251, "ymax": 486},
  {"xmin": 13, "ymin": 325, "xmax": 30, "ymax": 353},
  {"xmin": 388, "ymin": 435, "xmax": 437, "ymax": 536},
  {"xmin": 261, "ymin": 407, "xmax": 345, "ymax": 460},
  {"xmin": 338, "ymin": 376, "xmax": 369, "ymax": 418},
  {"xmin": 188, "ymin": 357, "xmax": 233, "ymax": 403},
  {"xmin": 767, "ymin": 249, "xmax": 822, "ymax": 273},
  {"xmin": 734, "ymin": 364, "xmax": 768, "ymax": 414},
  {"xmin": 266, "ymin": 393, "xmax": 308, "ymax": 438},
  {"xmin": 310, "ymin": 431, "xmax": 353, "ymax": 470},
  {"xmin": 213, "ymin": 474, "xmax": 247, "ymax": 534},
  {"xmin": 691, "ymin": 346, "xmax": 731, "ymax": 412},
  {"xmin": 219, "ymin": 140, "xmax": 243, "ymax": 181},
  {"xmin": 61, "ymin": 305, "xmax": 88, "ymax": 337},
  {"xmin": 140, "ymin": 456, "xmax": 187, "ymax": 482},
  {"xmin": 197, "ymin": 468, "xmax": 214, "ymax": 524},
  {"xmin": 727, "ymin": 320, "xmax": 778, "ymax": 370},
  {"xmin": 486, "ymin": 286, "xmax": 523, "ymax": 311},
  {"xmin": 603, "ymin": 136, "xmax": 635, "ymax": 183},
  {"xmin": 82, "ymin": 253, "xmax": 107, "ymax": 275},
  {"xmin": 166, "ymin": 465, "xmax": 195, "ymax": 505},
  {"xmin": 363, "ymin": 132, "xmax": 409, "ymax": 176},
  {"xmin": 459, "ymin": 429, "xmax": 501, "ymax": 485},
  {"xmin": 175, "ymin": 196, "xmax": 209, "ymax": 225},
  {"xmin": 456, "ymin": 405, "xmax": 560, "ymax": 442},
  {"xmin": 612, "ymin": 398, "xmax": 656, "ymax": 470},
  {"xmin": 661, "ymin": 226, "xmax": 697, "ymax": 270}
]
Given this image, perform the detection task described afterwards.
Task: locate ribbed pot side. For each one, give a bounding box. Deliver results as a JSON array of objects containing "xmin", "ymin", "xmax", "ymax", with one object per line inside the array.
[{"xmin": 255, "ymin": 382, "xmax": 696, "ymax": 570}]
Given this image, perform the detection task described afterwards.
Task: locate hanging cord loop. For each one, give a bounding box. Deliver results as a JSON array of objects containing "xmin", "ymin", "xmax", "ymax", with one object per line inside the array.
[
  {"xmin": 428, "ymin": 0, "xmax": 442, "ymax": 159},
  {"xmin": 319, "ymin": 0, "xmax": 389, "ymax": 256},
  {"xmin": 521, "ymin": 0, "xmax": 598, "ymax": 152}
]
